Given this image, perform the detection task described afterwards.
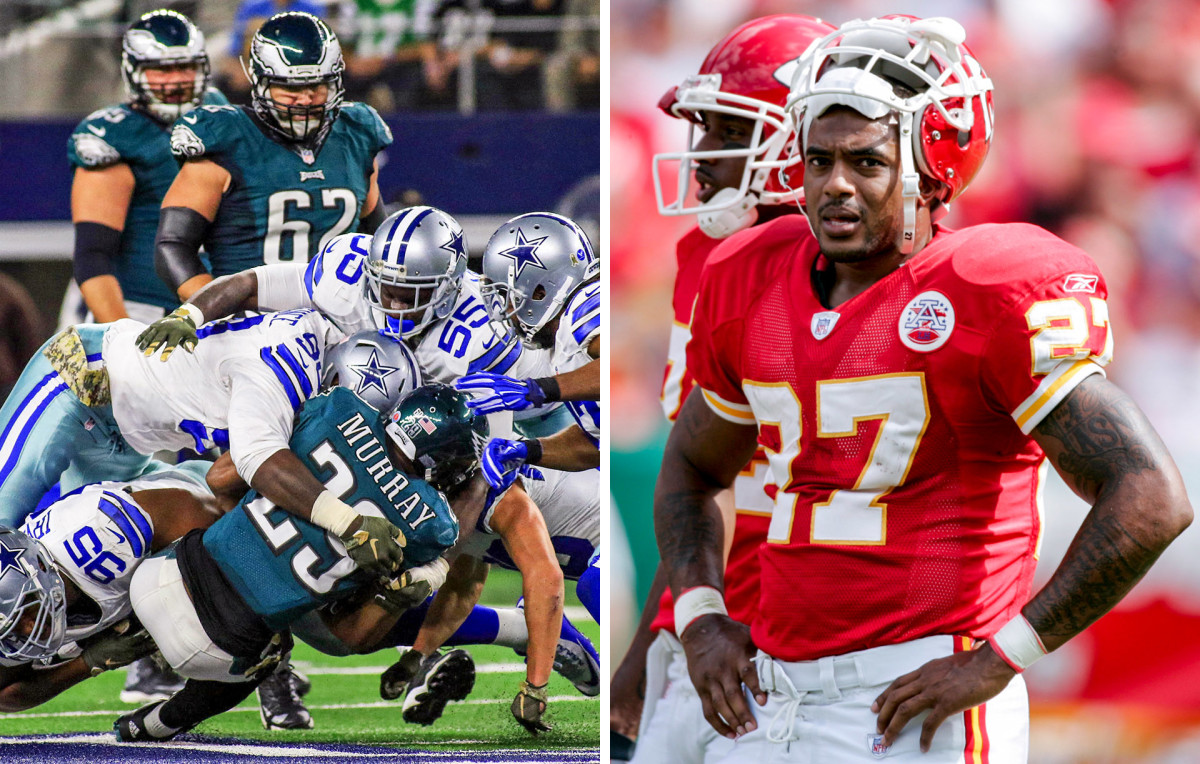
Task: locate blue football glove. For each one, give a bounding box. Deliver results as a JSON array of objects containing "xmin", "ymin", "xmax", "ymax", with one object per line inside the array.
[
  {"xmin": 455, "ymin": 373, "xmax": 548, "ymax": 415},
  {"xmin": 481, "ymin": 437, "xmax": 545, "ymax": 491}
]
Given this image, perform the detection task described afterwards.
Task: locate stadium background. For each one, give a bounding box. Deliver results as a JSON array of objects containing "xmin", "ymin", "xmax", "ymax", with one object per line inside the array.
[
  {"xmin": 610, "ymin": 1, "xmax": 1200, "ymax": 762},
  {"xmin": 0, "ymin": 0, "xmax": 600, "ymax": 761}
]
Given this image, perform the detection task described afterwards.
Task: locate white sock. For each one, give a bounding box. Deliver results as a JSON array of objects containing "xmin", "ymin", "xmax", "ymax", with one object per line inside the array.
[
  {"xmin": 144, "ymin": 703, "xmax": 180, "ymax": 738},
  {"xmin": 492, "ymin": 607, "xmax": 530, "ymax": 650}
]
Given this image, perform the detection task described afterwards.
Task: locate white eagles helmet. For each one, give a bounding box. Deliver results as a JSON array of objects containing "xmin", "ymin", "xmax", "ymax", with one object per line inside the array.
[{"xmin": 121, "ymin": 9, "xmax": 210, "ymax": 123}]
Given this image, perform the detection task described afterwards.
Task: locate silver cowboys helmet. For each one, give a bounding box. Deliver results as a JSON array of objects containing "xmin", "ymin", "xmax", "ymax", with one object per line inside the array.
[
  {"xmin": 245, "ymin": 12, "xmax": 345, "ymax": 147},
  {"xmin": 0, "ymin": 527, "xmax": 67, "ymax": 666},
  {"xmin": 366, "ymin": 206, "xmax": 468, "ymax": 339},
  {"xmin": 481, "ymin": 212, "xmax": 598, "ymax": 344},
  {"xmin": 325, "ymin": 330, "xmax": 423, "ymax": 411},
  {"xmin": 121, "ymin": 9, "xmax": 210, "ymax": 123}
]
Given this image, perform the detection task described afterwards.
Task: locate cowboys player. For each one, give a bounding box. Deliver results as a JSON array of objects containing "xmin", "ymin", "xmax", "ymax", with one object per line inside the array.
[
  {"xmin": 70, "ymin": 9, "xmax": 227, "ymax": 325},
  {"xmin": 0, "ymin": 462, "xmax": 228, "ymax": 711},
  {"xmin": 155, "ymin": 11, "xmax": 389, "ymax": 305},
  {"xmin": 115, "ymin": 384, "xmax": 458, "ymax": 742}
]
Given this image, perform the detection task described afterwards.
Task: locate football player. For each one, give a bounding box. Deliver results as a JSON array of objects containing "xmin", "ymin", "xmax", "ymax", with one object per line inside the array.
[
  {"xmin": 0, "ymin": 462, "xmax": 228, "ymax": 711},
  {"xmin": 115, "ymin": 383, "xmax": 458, "ymax": 741},
  {"xmin": 70, "ymin": 9, "xmax": 227, "ymax": 325},
  {"xmin": 154, "ymin": 11, "xmax": 389, "ymax": 303},
  {"xmin": 658, "ymin": 15, "xmax": 1191, "ymax": 762},
  {"xmin": 0, "ymin": 312, "xmax": 407, "ymax": 587},
  {"xmin": 609, "ymin": 15, "xmax": 835, "ymax": 763},
  {"xmin": 134, "ymin": 208, "xmax": 598, "ymax": 730}
]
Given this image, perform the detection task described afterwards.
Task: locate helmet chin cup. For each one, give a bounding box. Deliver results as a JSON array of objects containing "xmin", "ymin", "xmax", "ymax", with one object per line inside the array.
[
  {"xmin": 698, "ymin": 188, "xmax": 760, "ymax": 239},
  {"xmin": 401, "ymin": 318, "xmax": 416, "ymax": 335}
]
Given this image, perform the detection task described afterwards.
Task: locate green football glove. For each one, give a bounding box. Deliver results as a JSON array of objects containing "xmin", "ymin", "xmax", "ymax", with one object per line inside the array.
[
  {"xmin": 380, "ymin": 647, "xmax": 425, "ymax": 701},
  {"xmin": 81, "ymin": 619, "xmax": 157, "ymax": 676},
  {"xmin": 341, "ymin": 515, "xmax": 406, "ymax": 577},
  {"xmin": 136, "ymin": 305, "xmax": 201, "ymax": 361},
  {"xmin": 511, "ymin": 680, "xmax": 552, "ymax": 734},
  {"xmin": 374, "ymin": 557, "xmax": 448, "ymax": 615}
]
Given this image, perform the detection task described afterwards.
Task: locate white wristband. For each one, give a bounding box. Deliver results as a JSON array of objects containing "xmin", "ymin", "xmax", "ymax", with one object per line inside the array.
[
  {"xmin": 309, "ymin": 490, "xmax": 359, "ymax": 537},
  {"xmin": 177, "ymin": 303, "xmax": 205, "ymax": 328},
  {"xmin": 674, "ymin": 586, "xmax": 728, "ymax": 636},
  {"xmin": 989, "ymin": 614, "xmax": 1047, "ymax": 673}
]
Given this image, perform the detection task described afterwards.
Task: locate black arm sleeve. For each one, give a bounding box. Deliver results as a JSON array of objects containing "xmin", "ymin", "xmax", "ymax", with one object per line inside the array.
[
  {"xmin": 72, "ymin": 221, "xmax": 122, "ymax": 285},
  {"xmin": 359, "ymin": 200, "xmax": 386, "ymax": 234},
  {"xmin": 155, "ymin": 206, "xmax": 211, "ymax": 293}
]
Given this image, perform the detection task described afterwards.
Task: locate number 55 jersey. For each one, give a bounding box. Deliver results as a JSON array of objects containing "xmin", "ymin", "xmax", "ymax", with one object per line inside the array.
[{"xmin": 688, "ymin": 217, "xmax": 1112, "ymax": 662}]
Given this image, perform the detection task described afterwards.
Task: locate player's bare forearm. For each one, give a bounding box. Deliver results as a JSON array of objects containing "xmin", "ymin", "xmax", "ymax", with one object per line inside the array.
[
  {"xmin": 537, "ymin": 425, "xmax": 599, "ymax": 471},
  {"xmin": 610, "ymin": 564, "xmax": 669, "ymax": 737},
  {"xmin": 79, "ymin": 275, "xmax": 128, "ymax": 323},
  {"xmin": 555, "ymin": 357, "xmax": 600, "ymax": 401},
  {"xmin": 411, "ymin": 555, "xmax": 489, "ymax": 655},
  {"xmin": 248, "ymin": 449, "xmax": 328, "ymax": 521},
  {"xmin": 1030, "ymin": 374, "xmax": 1193, "ymax": 650},
  {"xmin": 654, "ymin": 391, "xmax": 756, "ymax": 596},
  {"xmin": 0, "ymin": 660, "xmax": 91, "ymax": 712},
  {"xmin": 205, "ymin": 451, "xmax": 250, "ymax": 511},
  {"xmin": 443, "ymin": 474, "xmax": 490, "ymax": 559},
  {"xmin": 186, "ymin": 270, "xmax": 260, "ymax": 319},
  {"xmin": 325, "ymin": 599, "xmax": 401, "ymax": 653}
]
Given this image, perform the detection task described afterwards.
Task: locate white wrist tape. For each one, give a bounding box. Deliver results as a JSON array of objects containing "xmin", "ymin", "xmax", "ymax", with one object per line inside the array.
[
  {"xmin": 309, "ymin": 490, "xmax": 359, "ymax": 537},
  {"xmin": 177, "ymin": 303, "xmax": 204, "ymax": 328},
  {"xmin": 989, "ymin": 614, "xmax": 1047, "ymax": 673},
  {"xmin": 674, "ymin": 586, "xmax": 728, "ymax": 636},
  {"xmin": 409, "ymin": 557, "xmax": 450, "ymax": 590}
]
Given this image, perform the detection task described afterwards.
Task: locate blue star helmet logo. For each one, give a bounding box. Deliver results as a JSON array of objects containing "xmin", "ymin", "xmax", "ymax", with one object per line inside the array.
[
  {"xmin": 0, "ymin": 539, "xmax": 24, "ymax": 580},
  {"xmin": 349, "ymin": 347, "xmax": 399, "ymax": 399},
  {"xmin": 439, "ymin": 229, "xmax": 468, "ymax": 261},
  {"xmin": 498, "ymin": 228, "xmax": 548, "ymax": 279}
]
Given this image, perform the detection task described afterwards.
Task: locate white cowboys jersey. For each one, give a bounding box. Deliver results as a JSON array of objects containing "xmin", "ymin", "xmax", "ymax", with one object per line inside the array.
[
  {"xmin": 553, "ymin": 281, "xmax": 601, "ymax": 445},
  {"xmin": 457, "ymin": 467, "xmax": 600, "ymax": 581},
  {"xmin": 19, "ymin": 463, "xmax": 214, "ymax": 661},
  {"xmin": 103, "ymin": 309, "xmax": 344, "ymax": 484}
]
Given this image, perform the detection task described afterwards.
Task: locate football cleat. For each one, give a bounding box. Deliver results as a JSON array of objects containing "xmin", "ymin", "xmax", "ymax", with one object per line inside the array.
[
  {"xmin": 113, "ymin": 700, "xmax": 190, "ymax": 742},
  {"xmin": 288, "ymin": 663, "xmax": 312, "ymax": 698},
  {"xmin": 553, "ymin": 623, "xmax": 600, "ymax": 697},
  {"xmin": 380, "ymin": 647, "xmax": 424, "ymax": 701},
  {"xmin": 401, "ymin": 649, "xmax": 476, "ymax": 725},
  {"xmin": 256, "ymin": 665, "xmax": 314, "ymax": 730},
  {"xmin": 120, "ymin": 655, "xmax": 186, "ymax": 704}
]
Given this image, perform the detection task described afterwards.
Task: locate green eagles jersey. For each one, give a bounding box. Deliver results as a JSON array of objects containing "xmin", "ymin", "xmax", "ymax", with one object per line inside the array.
[
  {"xmin": 67, "ymin": 88, "xmax": 228, "ymax": 311},
  {"xmin": 201, "ymin": 387, "xmax": 457, "ymax": 631},
  {"xmin": 351, "ymin": 0, "xmax": 437, "ymax": 56},
  {"xmin": 169, "ymin": 102, "xmax": 392, "ymax": 276}
]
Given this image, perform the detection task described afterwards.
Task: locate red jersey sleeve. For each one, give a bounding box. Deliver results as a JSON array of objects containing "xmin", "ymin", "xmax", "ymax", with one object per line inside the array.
[
  {"xmin": 686, "ymin": 240, "xmax": 755, "ymax": 424},
  {"xmin": 973, "ymin": 225, "xmax": 1113, "ymax": 433}
]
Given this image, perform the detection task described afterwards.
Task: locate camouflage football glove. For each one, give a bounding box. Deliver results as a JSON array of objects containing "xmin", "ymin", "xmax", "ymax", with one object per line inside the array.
[
  {"xmin": 511, "ymin": 679, "xmax": 552, "ymax": 734},
  {"xmin": 374, "ymin": 558, "xmax": 449, "ymax": 614},
  {"xmin": 341, "ymin": 515, "xmax": 406, "ymax": 577},
  {"xmin": 454, "ymin": 373, "xmax": 549, "ymax": 414},
  {"xmin": 380, "ymin": 647, "xmax": 425, "ymax": 701},
  {"xmin": 81, "ymin": 619, "xmax": 157, "ymax": 676},
  {"xmin": 136, "ymin": 305, "xmax": 201, "ymax": 361}
]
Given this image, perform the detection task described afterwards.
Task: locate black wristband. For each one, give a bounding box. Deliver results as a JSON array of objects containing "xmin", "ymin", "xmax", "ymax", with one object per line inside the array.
[
  {"xmin": 359, "ymin": 201, "xmax": 386, "ymax": 233},
  {"xmin": 533, "ymin": 376, "xmax": 561, "ymax": 402},
  {"xmin": 521, "ymin": 438, "xmax": 544, "ymax": 466},
  {"xmin": 72, "ymin": 221, "xmax": 122, "ymax": 284},
  {"xmin": 155, "ymin": 206, "xmax": 211, "ymax": 292}
]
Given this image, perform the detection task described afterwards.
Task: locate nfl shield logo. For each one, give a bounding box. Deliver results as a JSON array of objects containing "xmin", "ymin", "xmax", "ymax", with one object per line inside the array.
[
  {"xmin": 868, "ymin": 734, "xmax": 890, "ymax": 758},
  {"xmin": 898, "ymin": 290, "xmax": 955, "ymax": 352},
  {"xmin": 811, "ymin": 311, "xmax": 840, "ymax": 340},
  {"xmin": 299, "ymin": 148, "xmax": 315, "ymax": 165}
]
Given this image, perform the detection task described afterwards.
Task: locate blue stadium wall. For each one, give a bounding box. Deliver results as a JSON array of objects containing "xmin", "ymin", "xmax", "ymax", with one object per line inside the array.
[{"xmin": 0, "ymin": 112, "xmax": 599, "ymax": 220}]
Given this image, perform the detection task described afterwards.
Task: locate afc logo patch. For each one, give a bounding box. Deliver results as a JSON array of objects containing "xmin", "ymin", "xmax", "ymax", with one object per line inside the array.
[
  {"xmin": 898, "ymin": 290, "xmax": 955, "ymax": 352},
  {"xmin": 1063, "ymin": 273, "xmax": 1098, "ymax": 293},
  {"xmin": 810, "ymin": 311, "xmax": 840, "ymax": 340}
]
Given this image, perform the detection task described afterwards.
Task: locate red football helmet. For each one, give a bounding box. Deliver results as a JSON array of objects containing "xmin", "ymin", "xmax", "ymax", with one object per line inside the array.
[
  {"xmin": 653, "ymin": 14, "xmax": 835, "ymax": 238},
  {"xmin": 787, "ymin": 16, "xmax": 995, "ymax": 253}
]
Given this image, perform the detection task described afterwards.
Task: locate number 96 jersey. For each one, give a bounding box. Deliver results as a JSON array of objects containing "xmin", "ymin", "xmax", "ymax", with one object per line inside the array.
[{"xmin": 688, "ymin": 218, "xmax": 1112, "ymax": 662}]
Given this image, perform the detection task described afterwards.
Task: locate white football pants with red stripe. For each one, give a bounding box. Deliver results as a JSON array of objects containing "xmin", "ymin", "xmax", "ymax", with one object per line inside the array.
[{"xmin": 707, "ymin": 635, "xmax": 1028, "ymax": 763}]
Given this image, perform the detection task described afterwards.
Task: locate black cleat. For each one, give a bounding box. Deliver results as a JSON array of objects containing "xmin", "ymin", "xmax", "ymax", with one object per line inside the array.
[
  {"xmin": 114, "ymin": 700, "xmax": 189, "ymax": 742},
  {"xmin": 380, "ymin": 648, "xmax": 424, "ymax": 701},
  {"xmin": 256, "ymin": 665, "xmax": 314, "ymax": 730},
  {"xmin": 289, "ymin": 664, "xmax": 312, "ymax": 697},
  {"xmin": 401, "ymin": 649, "xmax": 476, "ymax": 726}
]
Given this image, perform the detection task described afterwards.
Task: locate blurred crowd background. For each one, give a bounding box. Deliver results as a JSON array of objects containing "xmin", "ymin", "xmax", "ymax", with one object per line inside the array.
[
  {"xmin": 611, "ymin": 1, "xmax": 1200, "ymax": 761},
  {"xmin": 0, "ymin": 0, "xmax": 600, "ymax": 399}
]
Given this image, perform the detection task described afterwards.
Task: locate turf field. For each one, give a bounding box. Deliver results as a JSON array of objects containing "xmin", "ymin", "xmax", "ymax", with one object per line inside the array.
[{"xmin": 0, "ymin": 569, "xmax": 600, "ymax": 763}]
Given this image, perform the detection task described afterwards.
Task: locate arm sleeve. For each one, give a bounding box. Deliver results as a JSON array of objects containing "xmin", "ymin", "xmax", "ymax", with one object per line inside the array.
[
  {"xmin": 72, "ymin": 222, "xmax": 122, "ymax": 284},
  {"xmin": 155, "ymin": 206, "xmax": 211, "ymax": 292},
  {"xmin": 225, "ymin": 367, "xmax": 299, "ymax": 485},
  {"xmin": 252, "ymin": 263, "xmax": 313, "ymax": 312}
]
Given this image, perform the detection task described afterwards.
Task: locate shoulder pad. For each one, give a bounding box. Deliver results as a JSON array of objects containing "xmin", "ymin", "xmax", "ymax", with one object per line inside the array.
[{"xmin": 169, "ymin": 104, "xmax": 243, "ymax": 161}]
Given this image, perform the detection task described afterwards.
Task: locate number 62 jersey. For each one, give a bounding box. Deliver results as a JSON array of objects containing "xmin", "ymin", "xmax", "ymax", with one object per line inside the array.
[{"xmin": 688, "ymin": 217, "xmax": 1112, "ymax": 662}]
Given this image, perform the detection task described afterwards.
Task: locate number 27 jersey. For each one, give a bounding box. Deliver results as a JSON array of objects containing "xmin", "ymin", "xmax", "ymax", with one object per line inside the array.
[{"xmin": 688, "ymin": 218, "xmax": 1112, "ymax": 662}]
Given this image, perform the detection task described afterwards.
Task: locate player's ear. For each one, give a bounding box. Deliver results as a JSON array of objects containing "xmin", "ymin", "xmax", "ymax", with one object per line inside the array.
[{"xmin": 917, "ymin": 176, "xmax": 943, "ymax": 207}]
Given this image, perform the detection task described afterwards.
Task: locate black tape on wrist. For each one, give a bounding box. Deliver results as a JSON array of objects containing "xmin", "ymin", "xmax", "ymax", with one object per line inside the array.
[
  {"xmin": 522, "ymin": 438, "xmax": 544, "ymax": 466},
  {"xmin": 533, "ymin": 376, "xmax": 561, "ymax": 402},
  {"xmin": 73, "ymin": 221, "xmax": 122, "ymax": 284}
]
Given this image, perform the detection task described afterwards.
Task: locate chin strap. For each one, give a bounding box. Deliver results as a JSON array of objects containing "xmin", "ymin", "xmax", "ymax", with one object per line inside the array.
[
  {"xmin": 698, "ymin": 187, "xmax": 760, "ymax": 239},
  {"xmin": 897, "ymin": 111, "xmax": 921, "ymax": 256}
]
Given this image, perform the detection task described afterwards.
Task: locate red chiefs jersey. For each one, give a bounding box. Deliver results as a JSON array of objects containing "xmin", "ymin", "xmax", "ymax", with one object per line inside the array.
[
  {"xmin": 654, "ymin": 226, "xmax": 774, "ymax": 635},
  {"xmin": 688, "ymin": 217, "xmax": 1112, "ymax": 661}
]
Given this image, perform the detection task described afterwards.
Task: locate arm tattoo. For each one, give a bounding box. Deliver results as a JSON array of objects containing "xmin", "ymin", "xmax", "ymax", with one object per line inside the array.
[{"xmin": 1028, "ymin": 376, "xmax": 1183, "ymax": 648}]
